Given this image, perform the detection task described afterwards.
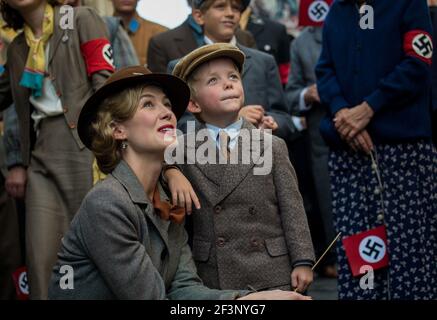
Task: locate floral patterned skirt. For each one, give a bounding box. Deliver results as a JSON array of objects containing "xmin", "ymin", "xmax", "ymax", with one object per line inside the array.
[{"xmin": 329, "ymin": 141, "xmax": 436, "ymax": 300}]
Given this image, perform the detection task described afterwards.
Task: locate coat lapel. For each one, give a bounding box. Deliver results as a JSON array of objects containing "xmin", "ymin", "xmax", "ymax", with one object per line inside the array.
[
  {"xmin": 48, "ymin": 7, "xmax": 65, "ymax": 66},
  {"xmin": 215, "ymin": 119, "xmax": 264, "ymax": 205},
  {"xmin": 247, "ymin": 17, "xmax": 265, "ymax": 38},
  {"xmin": 173, "ymin": 21, "xmax": 199, "ymax": 57},
  {"xmin": 238, "ymin": 45, "xmax": 253, "ymax": 77},
  {"xmin": 111, "ymin": 161, "xmax": 170, "ymax": 249}
]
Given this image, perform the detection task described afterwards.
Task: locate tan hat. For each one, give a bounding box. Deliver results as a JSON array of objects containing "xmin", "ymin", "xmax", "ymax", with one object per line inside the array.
[
  {"xmin": 78, "ymin": 65, "xmax": 190, "ymax": 150},
  {"xmin": 172, "ymin": 43, "xmax": 245, "ymax": 82}
]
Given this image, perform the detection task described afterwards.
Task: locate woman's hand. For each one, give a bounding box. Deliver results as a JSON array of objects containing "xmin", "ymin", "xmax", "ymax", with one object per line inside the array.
[
  {"xmin": 334, "ymin": 102, "xmax": 374, "ymax": 140},
  {"xmin": 238, "ymin": 289, "xmax": 312, "ymax": 300},
  {"xmin": 164, "ymin": 168, "xmax": 201, "ymax": 214},
  {"xmin": 347, "ymin": 129, "xmax": 374, "ymax": 154}
]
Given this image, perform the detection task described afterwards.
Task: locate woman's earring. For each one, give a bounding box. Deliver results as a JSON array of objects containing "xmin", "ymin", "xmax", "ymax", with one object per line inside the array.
[{"xmin": 121, "ymin": 141, "xmax": 128, "ymax": 150}]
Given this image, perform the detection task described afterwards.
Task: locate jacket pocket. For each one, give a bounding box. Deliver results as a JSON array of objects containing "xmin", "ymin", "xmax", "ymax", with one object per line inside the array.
[
  {"xmin": 192, "ymin": 239, "xmax": 211, "ymax": 262},
  {"xmin": 265, "ymin": 236, "xmax": 288, "ymax": 257}
]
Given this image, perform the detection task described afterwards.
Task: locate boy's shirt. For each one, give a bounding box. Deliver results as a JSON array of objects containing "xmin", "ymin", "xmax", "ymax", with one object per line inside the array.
[{"xmin": 205, "ymin": 118, "xmax": 243, "ymax": 150}]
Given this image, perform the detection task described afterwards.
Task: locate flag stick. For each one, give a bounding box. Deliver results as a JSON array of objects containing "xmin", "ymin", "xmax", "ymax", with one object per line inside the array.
[{"xmin": 294, "ymin": 232, "xmax": 342, "ymax": 292}]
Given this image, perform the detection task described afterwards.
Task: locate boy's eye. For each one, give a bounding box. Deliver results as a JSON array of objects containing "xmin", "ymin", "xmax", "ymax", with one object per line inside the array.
[
  {"xmin": 207, "ymin": 78, "xmax": 217, "ymax": 85},
  {"xmin": 230, "ymin": 74, "xmax": 239, "ymax": 80}
]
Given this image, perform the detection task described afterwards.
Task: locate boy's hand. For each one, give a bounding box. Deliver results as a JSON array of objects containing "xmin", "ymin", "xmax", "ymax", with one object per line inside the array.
[
  {"xmin": 291, "ymin": 266, "xmax": 313, "ymax": 293},
  {"xmin": 164, "ymin": 168, "xmax": 201, "ymax": 214},
  {"xmin": 259, "ymin": 115, "xmax": 278, "ymax": 131},
  {"xmin": 239, "ymin": 105, "xmax": 264, "ymax": 126},
  {"xmin": 238, "ymin": 289, "xmax": 312, "ymax": 300}
]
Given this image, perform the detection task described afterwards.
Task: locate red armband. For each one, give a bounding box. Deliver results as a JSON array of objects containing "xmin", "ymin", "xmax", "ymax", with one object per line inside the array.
[
  {"xmin": 80, "ymin": 38, "xmax": 115, "ymax": 76},
  {"xmin": 404, "ymin": 30, "xmax": 433, "ymax": 65},
  {"xmin": 279, "ymin": 62, "xmax": 290, "ymax": 85}
]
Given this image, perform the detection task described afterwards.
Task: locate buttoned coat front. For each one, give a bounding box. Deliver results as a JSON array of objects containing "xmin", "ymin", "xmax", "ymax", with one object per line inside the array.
[{"xmin": 178, "ymin": 119, "xmax": 315, "ymax": 291}]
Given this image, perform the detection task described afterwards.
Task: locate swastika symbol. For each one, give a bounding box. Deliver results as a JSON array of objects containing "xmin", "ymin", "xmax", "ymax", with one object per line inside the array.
[
  {"xmin": 102, "ymin": 44, "xmax": 115, "ymax": 68},
  {"xmin": 412, "ymin": 34, "xmax": 433, "ymax": 59},
  {"xmin": 18, "ymin": 272, "xmax": 29, "ymax": 295},
  {"xmin": 309, "ymin": 1, "xmax": 329, "ymax": 22},
  {"xmin": 359, "ymin": 235, "xmax": 386, "ymax": 263}
]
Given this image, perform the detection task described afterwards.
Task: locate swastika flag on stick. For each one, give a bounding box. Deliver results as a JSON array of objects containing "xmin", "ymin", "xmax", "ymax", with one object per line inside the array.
[
  {"xmin": 342, "ymin": 225, "xmax": 389, "ymax": 277},
  {"xmin": 12, "ymin": 266, "xmax": 29, "ymax": 300},
  {"xmin": 299, "ymin": 0, "xmax": 333, "ymax": 27}
]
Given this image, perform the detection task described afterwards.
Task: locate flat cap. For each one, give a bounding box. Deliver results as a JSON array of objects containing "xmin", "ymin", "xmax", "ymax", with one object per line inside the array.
[{"xmin": 172, "ymin": 43, "xmax": 245, "ymax": 81}]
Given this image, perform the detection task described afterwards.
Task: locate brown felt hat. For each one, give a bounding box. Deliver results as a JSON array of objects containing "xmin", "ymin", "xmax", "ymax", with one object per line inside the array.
[
  {"xmin": 78, "ymin": 65, "xmax": 190, "ymax": 150},
  {"xmin": 172, "ymin": 43, "xmax": 245, "ymax": 82}
]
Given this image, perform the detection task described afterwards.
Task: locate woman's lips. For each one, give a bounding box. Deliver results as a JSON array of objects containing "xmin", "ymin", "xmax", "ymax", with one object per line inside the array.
[{"xmin": 157, "ymin": 124, "xmax": 175, "ymax": 134}]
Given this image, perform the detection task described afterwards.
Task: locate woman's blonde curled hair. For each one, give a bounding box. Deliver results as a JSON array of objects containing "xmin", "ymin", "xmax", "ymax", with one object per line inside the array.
[{"xmin": 91, "ymin": 84, "xmax": 145, "ymax": 174}]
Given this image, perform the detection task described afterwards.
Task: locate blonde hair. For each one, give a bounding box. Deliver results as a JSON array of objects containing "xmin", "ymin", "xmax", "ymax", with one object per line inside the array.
[{"xmin": 91, "ymin": 84, "xmax": 145, "ymax": 174}]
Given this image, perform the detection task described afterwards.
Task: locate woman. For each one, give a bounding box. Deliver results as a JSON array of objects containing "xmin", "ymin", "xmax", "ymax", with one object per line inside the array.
[
  {"xmin": 0, "ymin": 0, "xmax": 114, "ymax": 299},
  {"xmin": 316, "ymin": 0, "xmax": 436, "ymax": 299},
  {"xmin": 48, "ymin": 65, "xmax": 310, "ymax": 299}
]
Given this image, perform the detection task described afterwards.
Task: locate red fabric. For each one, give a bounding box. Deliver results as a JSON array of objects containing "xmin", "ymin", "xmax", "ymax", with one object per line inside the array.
[
  {"xmin": 12, "ymin": 266, "xmax": 29, "ymax": 300},
  {"xmin": 404, "ymin": 30, "xmax": 433, "ymax": 65},
  {"xmin": 80, "ymin": 38, "xmax": 115, "ymax": 76},
  {"xmin": 342, "ymin": 226, "xmax": 389, "ymax": 277},
  {"xmin": 299, "ymin": 0, "xmax": 334, "ymax": 27},
  {"xmin": 279, "ymin": 63, "xmax": 290, "ymax": 85}
]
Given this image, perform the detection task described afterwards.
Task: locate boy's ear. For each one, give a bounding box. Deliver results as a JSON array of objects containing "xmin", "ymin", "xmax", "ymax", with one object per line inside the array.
[
  {"xmin": 192, "ymin": 9, "xmax": 205, "ymax": 26},
  {"xmin": 188, "ymin": 99, "xmax": 202, "ymax": 114}
]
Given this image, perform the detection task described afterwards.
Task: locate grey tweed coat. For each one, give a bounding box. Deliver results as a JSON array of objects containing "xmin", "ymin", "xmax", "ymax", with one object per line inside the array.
[
  {"xmin": 48, "ymin": 160, "xmax": 246, "ymax": 300},
  {"xmin": 178, "ymin": 119, "xmax": 315, "ymax": 291}
]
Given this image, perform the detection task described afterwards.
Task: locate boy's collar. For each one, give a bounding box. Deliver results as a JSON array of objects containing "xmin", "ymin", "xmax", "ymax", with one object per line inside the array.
[
  {"xmin": 204, "ymin": 35, "xmax": 237, "ymax": 46},
  {"xmin": 206, "ymin": 117, "xmax": 243, "ymax": 132}
]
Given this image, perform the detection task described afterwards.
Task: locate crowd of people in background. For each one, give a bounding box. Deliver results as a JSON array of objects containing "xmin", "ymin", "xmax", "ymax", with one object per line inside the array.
[{"xmin": 0, "ymin": 0, "xmax": 435, "ymax": 300}]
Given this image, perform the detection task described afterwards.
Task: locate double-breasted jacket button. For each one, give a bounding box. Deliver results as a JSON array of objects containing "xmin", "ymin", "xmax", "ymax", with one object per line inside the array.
[
  {"xmin": 217, "ymin": 237, "xmax": 225, "ymax": 247},
  {"xmin": 214, "ymin": 205, "xmax": 222, "ymax": 214},
  {"xmin": 249, "ymin": 206, "xmax": 255, "ymax": 215},
  {"xmin": 251, "ymin": 238, "xmax": 259, "ymax": 248}
]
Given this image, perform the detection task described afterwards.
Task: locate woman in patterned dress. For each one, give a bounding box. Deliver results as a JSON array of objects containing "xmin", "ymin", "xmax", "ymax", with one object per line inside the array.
[{"xmin": 316, "ymin": 0, "xmax": 436, "ymax": 299}]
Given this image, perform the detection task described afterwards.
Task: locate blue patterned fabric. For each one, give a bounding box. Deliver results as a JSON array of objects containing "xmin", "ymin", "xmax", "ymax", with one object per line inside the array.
[{"xmin": 329, "ymin": 141, "xmax": 437, "ymax": 300}]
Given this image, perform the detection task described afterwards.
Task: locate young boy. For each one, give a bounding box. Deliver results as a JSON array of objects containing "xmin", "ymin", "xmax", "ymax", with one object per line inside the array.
[{"xmin": 167, "ymin": 43, "xmax": 315, "ymax": 292}]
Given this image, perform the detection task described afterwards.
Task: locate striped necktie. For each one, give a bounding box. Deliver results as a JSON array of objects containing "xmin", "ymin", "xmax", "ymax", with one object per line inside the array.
[{"xmin": 219, "ymin": 130, "xmax": 230, "ymax": 159}]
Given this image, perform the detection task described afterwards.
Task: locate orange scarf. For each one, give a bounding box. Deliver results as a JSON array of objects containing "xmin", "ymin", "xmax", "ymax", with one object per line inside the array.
[{"xmin": 152, "ymin": 188, "xmax": 185, "ymax": 224}]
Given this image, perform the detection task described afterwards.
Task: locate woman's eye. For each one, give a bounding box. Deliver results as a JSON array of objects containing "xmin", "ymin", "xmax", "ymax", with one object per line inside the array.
[
  {"xmin": 164, "ymin": 102, "xmax": 172, "ymax": 109},
  {"xmin": 207, "ymin": 78, "xmax": 217, "ymax": 85},
  {"xmin": 143, "ymin": 101, "xmax": 154, "ymax": 108},
  {"xmin": 230, "ymin": 74, "xmax": 239, "ymax": 80}
]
